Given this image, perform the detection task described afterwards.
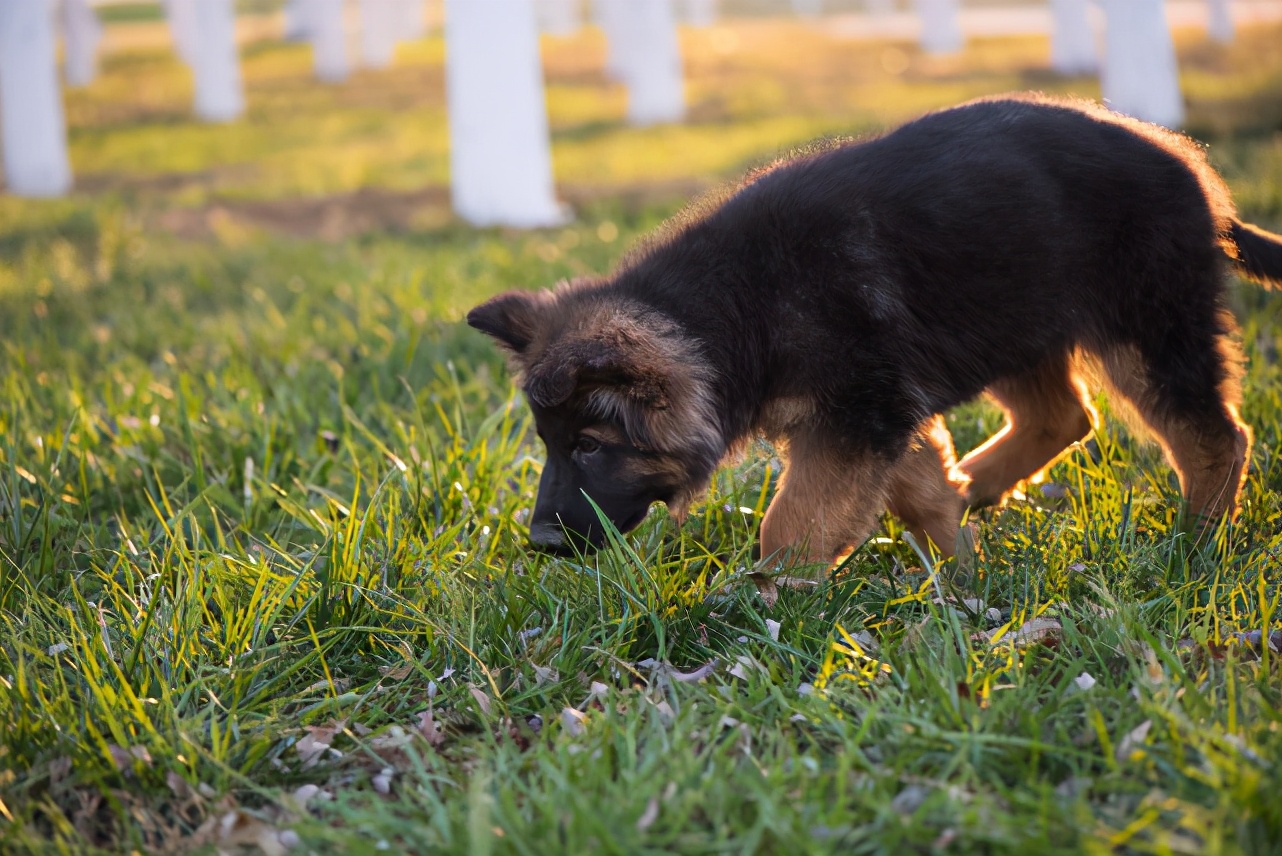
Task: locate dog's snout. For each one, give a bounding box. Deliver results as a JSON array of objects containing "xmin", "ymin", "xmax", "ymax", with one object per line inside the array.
[{"xmin": 528, "ymin": 521, "xmax": 566, "ymax": 550}]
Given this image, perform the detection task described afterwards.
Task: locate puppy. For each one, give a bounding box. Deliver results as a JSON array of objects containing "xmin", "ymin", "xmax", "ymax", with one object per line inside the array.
[{"xmin": 468, "ymin": 94, "xmax": 1282, "ymax": 568}]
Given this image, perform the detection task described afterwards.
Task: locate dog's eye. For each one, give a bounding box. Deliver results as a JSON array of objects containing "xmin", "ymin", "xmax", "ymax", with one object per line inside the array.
[{"xmin": 574, "ymin": 436, "xmax": 602, "ymax": 455}]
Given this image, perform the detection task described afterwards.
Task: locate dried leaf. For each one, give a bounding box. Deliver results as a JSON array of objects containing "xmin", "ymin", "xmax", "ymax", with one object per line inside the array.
[
  {"xmin": 533, "ymin": 665, "xmax": 558, "ymax": 686},
  {"xmin": 295, "ymin": 720, "xmax": 344, "ymax": 769},
  {"xmin": 765, "ymin": 619, "xmax": 781, "ymax": 641},
  {"xmin": 379, "ymin": 662, "xmax": 413, "ymax": 681},
  {"xmin": 107, "ymin": 744, "xmax": 152, "ymax": 772},
  {"xmin": 469, "ymin": 685, "xmax": 493, "ymax": 716},
  {"xmin": 984, "ymin": 616, "xmax": 1061, "ymax": 646},
  {"xmin": 636, "ymin": 797, "xmax": 660, "ymax": 831},
  {"xmin": 561, "ymin": 707, "xmax": 587, "ymax": 737},
  {"xmin": 416, "ymin": 710, "xmax": 445, "ymax": 747},
  {"xmin": 1116, "ymin": 719, "xmax": 1153, "ymax": 764}
]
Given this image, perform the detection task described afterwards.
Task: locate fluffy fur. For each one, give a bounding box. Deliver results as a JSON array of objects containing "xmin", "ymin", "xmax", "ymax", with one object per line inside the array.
[{"xmin": 468, "ymin": 94, "xmax": 1282, "ymax": 565}]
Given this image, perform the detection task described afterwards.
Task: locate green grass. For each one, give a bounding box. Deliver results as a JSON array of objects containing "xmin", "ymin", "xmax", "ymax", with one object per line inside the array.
[{"xmin": 3, "ymin": 16, "xmax": 1282, "ymax": 856}]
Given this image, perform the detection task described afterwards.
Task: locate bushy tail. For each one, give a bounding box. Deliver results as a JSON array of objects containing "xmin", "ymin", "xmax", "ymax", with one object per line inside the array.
[{"xmin": 1229, "ymin": 219, "xmax": 1282, "ymax": 288}]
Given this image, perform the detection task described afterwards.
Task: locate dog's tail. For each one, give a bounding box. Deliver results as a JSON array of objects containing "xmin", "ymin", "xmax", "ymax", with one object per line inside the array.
[{"xmin": 1229, "ymin": 218, "xmax": 1282, "ymax": 289}]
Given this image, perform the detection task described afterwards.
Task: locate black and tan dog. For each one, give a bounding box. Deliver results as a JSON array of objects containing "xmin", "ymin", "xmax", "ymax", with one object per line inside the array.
[{"xmin": 468, "ymin": 94, "xmax": 1282, "ymax": 569}]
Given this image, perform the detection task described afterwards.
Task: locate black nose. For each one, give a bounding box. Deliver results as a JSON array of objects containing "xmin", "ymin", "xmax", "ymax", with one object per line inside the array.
[{"xmin": 528, "ymin": 521, "xmax": 600, "ymax": 556}]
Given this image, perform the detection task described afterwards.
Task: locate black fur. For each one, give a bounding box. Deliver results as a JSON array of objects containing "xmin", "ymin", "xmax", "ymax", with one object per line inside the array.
[{"xmin": 469, "ymin": 94, "xmax": 1282, "ymax": 556}]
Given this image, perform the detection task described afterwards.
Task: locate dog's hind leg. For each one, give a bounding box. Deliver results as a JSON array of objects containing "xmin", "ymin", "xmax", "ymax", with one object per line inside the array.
[
  {"xmin": 760, "ymin": 429, "xmax": 892, "ymax": 570},
  {"xmin": 1098, "ymin": 333, "xmax": 1251, "ymax": 529},
  {"xmin": 886, "ymin": 416, "xmax": 970, "ymax": 556},
  {"xmin": 957, "ymin": 354, "xmax": 1097, "ymax": 508}
]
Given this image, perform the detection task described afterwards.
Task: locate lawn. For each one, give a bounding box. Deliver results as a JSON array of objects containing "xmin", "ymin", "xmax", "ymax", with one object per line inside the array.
[{"xmin": 2, "ymin": 12, "xmax": 1282, "ymax": 855}]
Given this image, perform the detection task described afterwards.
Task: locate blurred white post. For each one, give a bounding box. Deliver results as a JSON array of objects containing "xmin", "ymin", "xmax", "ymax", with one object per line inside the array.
[
  {"xmin": 1100, "ymin": 0, "xmax": 1183, "ymax": 128},
  {"xmin": 619, "ymin": 0, "xmax": 684, "ymax": 125},
  {"xmin": 1050, "ymin": 0, "xmax": 1096, "ymax": 75},
  {"xmin": 537, "ymin": 0, "xmax": 580, "ymax": 35},
  {"xmin": 398, "ymin": 0, "xmax": 428, "ymax": 40},
  {"xmin": 192, "ymin": 0, "xmax": 244, "ymax": 121},
  {"xmin": 283, "ymin": 0, "xmax": 312, "ymax": 41},
  {"xmin": 360, "ymin": 0, "xmax": 398, "ymax": 67},
  {"xmin": 683, "ymin": 0, "xmax": 717, "ymax": 27},
  {"xmin": 1207, "ymin": 0, "xmax": 1234, "ymax": 43},
  {"xmin": 62, "ymin": 0, "xmax": 103, "ymax": 87},
  {"xmin": 792, "ymin": 0, "xmax": 823, "ymax": 17},
  {"xmin": 310, "ymin": 0, "xmax": 350, "ymax": 82},
  {"xmin": 165, "ymin": 0, "xmax": 199, "ymax": 65},
  {"xmin": 0, "ymin": 0, "xmax": 73, "ymax": 196},
  {"xmin": 915, "ymin": 0, "xmax": 962, "ymax": 54},
  {"xmin": 595, "ymin": 0, "xmax": 630, "ymax": 80},
  {"xmin": 445, "ymin": 0, "xmax": 565, "ymax": 227}
]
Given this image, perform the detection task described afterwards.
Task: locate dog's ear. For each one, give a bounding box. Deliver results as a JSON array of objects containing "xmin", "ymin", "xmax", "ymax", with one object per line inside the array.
[
  {"xmin": 526, "ymin": 336, "xmax": 669, "ymax": 409},
  {"xmin": 466, "ymin": 291, "xmax": 549, "ymax": 355}
]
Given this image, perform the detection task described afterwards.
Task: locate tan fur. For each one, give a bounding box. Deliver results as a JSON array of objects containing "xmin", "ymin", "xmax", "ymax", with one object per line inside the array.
[
  {"xmin": 887, "ymin": 416, "xmax": 971, "ymax": 556},
  {"xmin": 759, "ymin": 429, "xmax": 892, "ymax": 567},
  {"xmin": 958, "ymin": 354, "xmax": 1098, "ymax": 507},
  {"xmin": 1098, "ymin": 343, "xmax": 1251, "ymax": 527}
]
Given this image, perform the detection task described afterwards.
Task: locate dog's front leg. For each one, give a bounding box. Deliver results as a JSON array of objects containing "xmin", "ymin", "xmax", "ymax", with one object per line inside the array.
[{"xmin": 759, "ymin": 430, "xmax": 891, "ymax": 573}]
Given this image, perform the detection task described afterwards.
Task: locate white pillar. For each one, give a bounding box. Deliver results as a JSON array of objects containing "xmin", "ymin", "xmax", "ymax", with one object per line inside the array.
[
  {"xmin": 283, "ymin": 0, "xmax": 312, "ymax": 41},
  {"xmin": 397, "ymin": 0, "xmax": 428, "ymax": 40},
  {"xmin": 595, "ymin": 0, "xmax": 630, "ymax": 81},
  {"xmin": 618, "ymin": 0, "xmax": 684, "ymax": 126},
  {"xmin": 915, "ymin": 0, "xmax": 962, "ymax": 55},
  {"xmin": 62, "ymin": 0, "xmax": 103, "ymax": 87},
  {"xmin": 360, "ymin": 0, "xmax": 398, "ymax": 67},
  {"xmin": 309, "ymin": 0, "xmax": 350, "ymax": 83},
  {"xmin": 0, "ymin": 0, "xmax": 73, "ymax": 197},
  {"xmin": 1207, "ymin": 0, "xmax": 1233, "ymax": 43},
  {"xmin": 192, "ymin": 0, "xmax": 244, "ymax": 122},
  {"xmin": 1100, "ymin": 0, "xmax": 1183, "ymax": 128},
  {"xmin": 1050, "ymin": 0, "xmax": 1096, "ymax": 75},
  {"xmin": 792, "ymin": 0, "xmax": 823, "ymax": 17},
  {"xmin": 683, "ymin": 0, "xmax": 717, "ymax": 27},
  {"xmin": 445, "ymin": 0, "xmax": 565, "ymax": 227},
  {"xmin": 537, "ymin": 0, "xmax": 580, "ymax": 35},
  {"xmin": 165, "ymin": 0, "xmax": 199, "ymax": 66}
]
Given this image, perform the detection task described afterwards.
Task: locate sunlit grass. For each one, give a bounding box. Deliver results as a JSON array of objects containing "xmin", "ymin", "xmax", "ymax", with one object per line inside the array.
[{"xmin": 0, "ymin": 14, "xmax": 1281, "ymax": 855}]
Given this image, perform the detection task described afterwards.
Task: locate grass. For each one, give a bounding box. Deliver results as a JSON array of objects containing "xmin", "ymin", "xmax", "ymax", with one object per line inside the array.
[{"xmin": 2, "ymin": 13, "xmax": 1282, "ymax": 855}]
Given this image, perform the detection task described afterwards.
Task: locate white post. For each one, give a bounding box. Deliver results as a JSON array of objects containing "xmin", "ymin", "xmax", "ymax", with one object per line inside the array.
[
  {"xmin": 1050, "ymin": 0, "xmax": 1096, "ymax": 75},
  {"xmin": 283, "ymin": 0, "xmax": 312, "ymax": 41},
  {"xmin": 397, "ymin": 0, "xmax": 428, "ymax": 40},
  {"xmin": 792, "ymin": 0, "xmax": 823, "ymax": 17},
  {"xmin": 595, "ymin": 0, "xmax": 630, "ymax": 81},
  {"xmin": 618, "ymin": 0, "xmax": 684, "ymax": 126},
  {"xmin": 192, "ymin": 0, "xmax": 244, "ymax": 122},
  {"xmin": 915, "ymin": 0, "xmax": 963, "ymax": 55},
  {"xmin": 1207, "ymin": 0, "xmax": 1233, "ymax": 43},
  {"xmin": 165, "ymin": 0, "xmax": 200, "ymax": 66},
  {"xmin": 445, "ymin": 0, "xmax": 565, "ymax": 227},
  {"xmin": 309, "ymin": 0, "xmax": 350, "ymax": 82},
  {"xmin": 537, "ymin": 0, "xmax": 580, "ymax": 35},
  {"xmin": 62, "ymin": 0, "xmax": 103, "ymax": 87},
  {"xmin": 1099, "ymin": 0, "xmax": 1183, "ymax": 128},
  {"xmin": 683, "ymin": 0, "xmax": 717, "ymax": 27},
  {"xmin": 0, "ymin": 0, "xmax": 73, "ymax": 197},
  {"xmin": 360, "ymin": 0, "xmax": 398, "ymax": 67}
]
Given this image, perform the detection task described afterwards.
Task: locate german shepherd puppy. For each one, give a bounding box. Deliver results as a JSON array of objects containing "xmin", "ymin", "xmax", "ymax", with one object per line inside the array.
[{"xmin": 467, "ymin": 94, "xmax": 1282, "ymax": 568}]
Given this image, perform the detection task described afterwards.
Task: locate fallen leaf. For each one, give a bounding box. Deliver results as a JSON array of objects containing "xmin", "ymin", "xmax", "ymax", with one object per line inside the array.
[
  {"xmin": 984, "ymin": 616, "xmax": 1061, "ymax": 647},
  {"xmin": 765, "ymin": 619, "xmax": 781, "ymax": 641},
  {"xmin": 533, "ymin": 665, "xmax": 558, "ymax": 686},
  {"xmin": 561, "ymin": 707, "xmax": 587, "ymax": 737},
  {"xmin": 636, "ymin": 797, "xmax": 660, "ymax": 831},
  {"xmin": 1074, "ymin": 672, "xmax": 1096, "ymax": 691},
  {"xmin": 416, "ymin": 710, "xmax": 445, "ymax": 748},
  {"xmin": 469, "ymin": 685, "xmax": 492, "ymax": 716},
  {"xmin": 107, "ymin": 744, "xmax": 152, "ymax": 772},
  {"xmin": 1116, "ymin": 719, "xmax": 1153, "ymax": 764},
  {"xmin": 379, "ymin": 662, "xmax": 413, "ymax": 681},
  {"xmin": 295, "ymin": 720, "xmax": 344, "ymax": 769}
]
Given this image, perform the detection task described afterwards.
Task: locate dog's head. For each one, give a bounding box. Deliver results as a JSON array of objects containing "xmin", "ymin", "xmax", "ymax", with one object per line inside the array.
[{"xmin": 467, "ymin": 283, "xmax": 723, "ymax": 553}]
